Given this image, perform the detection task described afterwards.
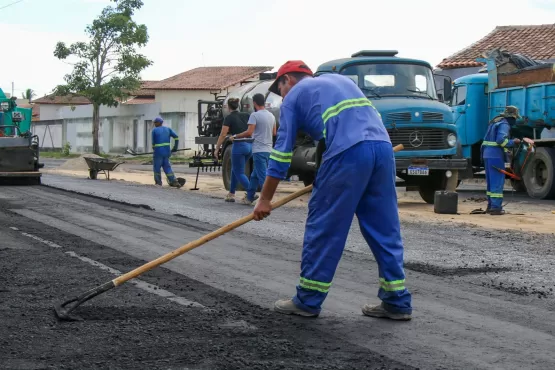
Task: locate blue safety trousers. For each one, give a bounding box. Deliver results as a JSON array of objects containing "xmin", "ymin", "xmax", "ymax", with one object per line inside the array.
[
  {"xmin": 292, "ymin": 140, "xmax": 412, "ymax": 315},
  {"xmin": 267, "ymin": 73, "xmax": 412, "ymax": 315},
  {"xmin": 152, "ymin": 126, "xmax": 178, "ymax": 185},
  {"xmin": 481, "ymin": 118, "xmax": 516, "ymax": 210}
]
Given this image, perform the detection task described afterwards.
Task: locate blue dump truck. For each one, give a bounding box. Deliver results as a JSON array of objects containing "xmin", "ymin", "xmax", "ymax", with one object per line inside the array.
[
  {"xmin": 451, "ymin": 50, "xmax": 555, "ymax": 199},
  {"xmin": 192, "ymin": 50, "xmax": 466, "ymax": 204},
  {"xmin": 0, "ymin": 88, "xmax": 41, "ymax": 185}
]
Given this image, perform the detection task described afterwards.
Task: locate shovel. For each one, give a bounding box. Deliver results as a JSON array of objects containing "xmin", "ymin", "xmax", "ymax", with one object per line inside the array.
[{"xmin": 54, "ymin": 143, "xmax": 404, "ymax": 321}]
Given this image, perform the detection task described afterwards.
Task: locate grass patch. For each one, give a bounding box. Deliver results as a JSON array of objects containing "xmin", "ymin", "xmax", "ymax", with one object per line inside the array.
[{"xmin": 40, "ymin": 151, "xmax": 81, "ymax": 159}]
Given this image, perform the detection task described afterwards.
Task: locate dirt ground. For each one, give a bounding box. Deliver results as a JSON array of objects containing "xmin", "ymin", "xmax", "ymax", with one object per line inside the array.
[{"xmin": 42, "ymin": 166, "xmax": 555, "ymax": 235}]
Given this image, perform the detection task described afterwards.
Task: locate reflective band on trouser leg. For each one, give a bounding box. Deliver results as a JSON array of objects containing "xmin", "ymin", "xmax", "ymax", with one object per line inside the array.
[
  {"xmin": 487, "ymin": 192, "xmax": 503, "ymax": 198},
  {"xmin": 322, "ymin": 97, "xmax": 373, "ymax": 137},
  {"xmin": 379, "ymin": 278, "xmax": 405, "ymax": 292},
  {"xmin": 299, "ymin": 277, "xmax": 331, "ymax": 294},
  {"xmin": 269, "ymin": 149, "xmax": 292, "ymax": 163}
]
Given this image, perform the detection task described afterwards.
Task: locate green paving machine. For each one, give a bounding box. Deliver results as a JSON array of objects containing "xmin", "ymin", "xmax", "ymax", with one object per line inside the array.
[{"xmin": 0, "ymin": 88, "xmax": 41, "ymax": 185}]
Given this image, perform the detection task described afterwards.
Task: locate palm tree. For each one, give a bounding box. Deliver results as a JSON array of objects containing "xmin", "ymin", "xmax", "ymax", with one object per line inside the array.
[{"xmin": 21, "ymin": 88, "xmax": 36, "ymax": 102}]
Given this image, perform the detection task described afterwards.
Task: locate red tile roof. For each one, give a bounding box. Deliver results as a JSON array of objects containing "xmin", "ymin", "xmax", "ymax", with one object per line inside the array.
[
  {"xmin": 437, "ymin": 24, "xmax": 555, "ymax": 69},
  {"xmin": 123, "ymin": 97, "xmax": 155, "ymax": 105},
  {"xmin": 33, "ymin": 94, "xmax": 91, "ymax": 105},
  {"xmin": 147, "ymin": 66, "xmax": 273, "ymax": 90}
]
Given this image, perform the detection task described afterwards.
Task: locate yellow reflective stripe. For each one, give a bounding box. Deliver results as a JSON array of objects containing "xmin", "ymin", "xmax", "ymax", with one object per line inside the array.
[
  {"xmin": 154, "ymin": 143, "xmax": 171, "ymax": 147},
  {"xmin": 487, "ymin": 192, "xmax": 503, "ymax": 198},
  {"xmin": 166, "ymin": 173, "xmax": 174, "ymax": 177},
  {"xmin": 299, "ymin": 277, "xmax": 331, "ymax": 293},
  {"xmin": 482, "ymin": 141, "xmax": 499, "ymax": 146},
  {"xmin": 270, "ymin": 149, "xmax": 292, "ymax": 163},
  {"xmin": 322, "ymin": 97, "xmax": 372, "ymax": 125},
  {"xmin": 500, "ymin": 139, "xmax": 509, "ymax": 147},
  {"xmin": 379, "ymin": 278, "xmax": 406, "ymax": 292}
]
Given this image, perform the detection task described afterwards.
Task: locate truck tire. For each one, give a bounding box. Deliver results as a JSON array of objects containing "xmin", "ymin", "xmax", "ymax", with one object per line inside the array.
[
  {"xmin": 222, "ymin": 144, "xmax": 252, "ymax": 191},
  {"xmin": 510, "ymin": 179, "xmax": 527, "ymax": 193},
  {"xmin": 523, "ymin": 147, "xmax": 555, "ymax": 199},
  {"xmin": 418, "ymin": 171, "xmax": 447, "ymax": 204},
  {"xmin": 299, "ymin": 173, "xmax": 315, "ymax": 187}
]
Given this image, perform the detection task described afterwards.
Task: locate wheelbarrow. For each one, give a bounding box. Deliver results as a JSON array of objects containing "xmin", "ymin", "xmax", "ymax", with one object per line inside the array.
[{"xmin": 84, "ymin": 157, "xmax": 124, "ymax": 180}]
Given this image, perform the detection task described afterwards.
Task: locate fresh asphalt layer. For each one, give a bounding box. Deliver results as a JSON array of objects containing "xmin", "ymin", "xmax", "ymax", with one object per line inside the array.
[{"xmin": 0, "ymin": 174, "xmax": 554, "ymax": 369}]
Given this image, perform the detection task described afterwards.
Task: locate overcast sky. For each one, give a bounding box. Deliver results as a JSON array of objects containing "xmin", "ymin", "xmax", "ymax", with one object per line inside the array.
[{"xmin": 2, "ymin": 0, "xmax": 554, "ymax": 99}]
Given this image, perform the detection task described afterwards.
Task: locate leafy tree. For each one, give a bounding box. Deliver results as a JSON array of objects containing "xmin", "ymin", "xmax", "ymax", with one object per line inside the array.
[
  {"xmin": 21, "ymin": 88, "xmax": 36, "ymax": 102},
  {"xmin": 53, "ymin": 0, "xmax": 152, "ymax": 154}
]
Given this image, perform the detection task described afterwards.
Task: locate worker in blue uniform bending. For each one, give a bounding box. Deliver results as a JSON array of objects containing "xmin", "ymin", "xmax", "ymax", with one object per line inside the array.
[
  {"xmin": 253, "ymin": 60, "xmax": 412, "ymax": 320},
  {"xmin": 481, "ymin": 106, "xmax": 522, "ymax": 215},
  {"xmin": 151, "ymin": 117, "xmax": 181, "ymax": 187}
]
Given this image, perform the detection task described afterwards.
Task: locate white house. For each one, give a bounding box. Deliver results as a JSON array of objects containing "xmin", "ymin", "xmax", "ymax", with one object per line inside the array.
[{"xmin": 31, "ymin": 65, "xmax": 272, "ymax": 154}]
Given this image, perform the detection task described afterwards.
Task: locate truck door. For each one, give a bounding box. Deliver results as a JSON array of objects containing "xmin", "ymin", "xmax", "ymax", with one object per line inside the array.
[{"xmin": 450, "ymin": 85, "xmax": 468, "ymax": 148}]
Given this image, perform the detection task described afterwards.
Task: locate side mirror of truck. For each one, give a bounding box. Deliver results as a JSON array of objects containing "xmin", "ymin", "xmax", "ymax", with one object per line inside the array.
[{"xmin": 443, "ymin": 79, "xmax": 452, "ymax": 102}]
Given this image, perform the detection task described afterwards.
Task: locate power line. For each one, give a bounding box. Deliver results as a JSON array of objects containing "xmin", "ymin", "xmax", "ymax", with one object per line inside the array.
[{"xmin": 0, "ymin": 0, "xmax": 24, "ymax": 11}]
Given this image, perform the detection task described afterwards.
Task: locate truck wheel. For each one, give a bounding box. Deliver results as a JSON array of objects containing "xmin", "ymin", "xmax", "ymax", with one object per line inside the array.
[
  {"xmin": 222, "ymin": 144, "xmax": 252, "ymax": 191},
  {"xmin": 299, "ymin": 173, "xmax": 315, "ymax": 187},
  {"xmin": 418, "ymin": 171, "xmax": 447, "ymax": 204},
  {"xmin": 523, "ymin": 147, "xmax": 555, "ymax": 199},
  {"xmin": 510, "ymin": 179, "xmax": 527, "ymax": 193}
]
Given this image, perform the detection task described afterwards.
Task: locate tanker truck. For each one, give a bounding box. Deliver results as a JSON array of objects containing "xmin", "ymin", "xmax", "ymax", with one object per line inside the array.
[
  {"xmin": 190, "ymin": 50, "xmax": 467, "ymax": 204},
  {"xmin": 0, "ymin": 88, "xmax": 41, "ymax": 185}
]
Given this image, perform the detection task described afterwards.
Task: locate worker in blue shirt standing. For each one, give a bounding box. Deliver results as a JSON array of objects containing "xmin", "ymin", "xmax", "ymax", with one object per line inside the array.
[
  {"xmin": 480, "ymin": 106, "xmax": 522, "ymax": 215},
  {"xmin": 253, "ymin": 60, "xmax": 412, "ymax": 320},
  {"xmin": 151, "ymin": 117, "xmax": 181, "ymax": 188}
]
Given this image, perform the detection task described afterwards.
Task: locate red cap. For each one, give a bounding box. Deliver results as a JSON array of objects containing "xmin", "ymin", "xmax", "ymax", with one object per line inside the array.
[{"xmin": 268, "ymin": 60, "xmax": 313, "ymax": 96}]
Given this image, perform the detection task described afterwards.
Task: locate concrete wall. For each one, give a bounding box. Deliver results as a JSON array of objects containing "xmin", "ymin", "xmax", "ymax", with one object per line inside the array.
[{"xmin": 31, "ymin": 120, "xmax": 63, "ymax": 150}]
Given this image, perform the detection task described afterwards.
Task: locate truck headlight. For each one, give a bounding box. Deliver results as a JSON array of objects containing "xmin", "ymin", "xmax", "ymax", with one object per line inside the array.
[{"xmin": 447, "ymin": 133, "xmax": 457, "ymax": 147}]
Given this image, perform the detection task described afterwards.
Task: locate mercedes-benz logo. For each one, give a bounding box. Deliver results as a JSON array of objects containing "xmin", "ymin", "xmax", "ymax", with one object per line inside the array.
[{"xmin": 409, "ymin": 131, "xmax": 423, "ymax": 148}]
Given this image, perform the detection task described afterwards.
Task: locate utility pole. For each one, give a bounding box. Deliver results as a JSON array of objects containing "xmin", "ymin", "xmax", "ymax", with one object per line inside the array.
[{"xmin": 11, "ymin": 82, "xmax": 14, "ymax": 97}]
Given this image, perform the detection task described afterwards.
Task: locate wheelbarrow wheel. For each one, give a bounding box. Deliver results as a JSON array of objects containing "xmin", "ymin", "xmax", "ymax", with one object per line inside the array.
[{"xmin": 89, "ymin": 169, "xmax": 98, "ymax": 180}]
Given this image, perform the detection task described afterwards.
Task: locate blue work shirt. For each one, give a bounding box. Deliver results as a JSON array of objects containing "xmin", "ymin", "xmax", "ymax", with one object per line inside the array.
[
  {"xmin": 152, "ymin": 126, "xmax": 179, "ymax": 157},
  {"xmin": 481, "ymin": 117, "xmax": 516, "ymax": 160},
  {"xmin": 267, "ymin": 73, "xmax": 390, "ymax": 179}
]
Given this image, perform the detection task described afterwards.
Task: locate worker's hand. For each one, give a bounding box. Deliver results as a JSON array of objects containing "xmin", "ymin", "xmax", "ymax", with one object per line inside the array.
[
  {"xmin": 229, "ymin": 135, "xmax": 235, "ymax": 142},
  {"xmin": 513, "ymin": 138, "xmax": 521, "ymax": 145},
  {"xmin": 523, "ymin": 137, "xmax": 535, "ymax": 145},
  {"xmin": 171, "ymin": 147, "xmax": 177, "ymax": 153},
  {"xmin": 253, "ymin": 199, "xmax": 271, "ymax": 221}
]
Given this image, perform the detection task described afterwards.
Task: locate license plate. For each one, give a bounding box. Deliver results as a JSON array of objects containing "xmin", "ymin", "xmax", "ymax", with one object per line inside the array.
[{"xmin": 407, "ymin": 166, "xmax": 429, "ymax": 176}]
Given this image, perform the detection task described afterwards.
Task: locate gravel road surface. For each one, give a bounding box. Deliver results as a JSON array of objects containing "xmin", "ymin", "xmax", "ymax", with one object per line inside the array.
[{"xmin": 1, "ymin": 175, "xmax": 554, "ymax": 369}]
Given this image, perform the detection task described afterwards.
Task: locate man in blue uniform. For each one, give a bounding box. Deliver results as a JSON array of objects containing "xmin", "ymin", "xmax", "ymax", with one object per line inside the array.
[
  {"xmin": 481, "ymin": 106, "xmax": 522, "ymax": 215},
  {"xmin": 151, "ymin": 117, "xmax": 181, "ymax": 187},
  {"xmin": 253, "ymin": 60, "xmax": 412, "ymax": 320}
]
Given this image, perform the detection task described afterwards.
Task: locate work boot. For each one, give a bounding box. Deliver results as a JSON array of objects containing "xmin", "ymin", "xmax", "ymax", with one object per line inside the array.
[
  {"xmin": 489, "ymin": 209, "xmax": 505, "ymax": 215},
  {"xmin": 225, "ymin": 193, "xmax": 235, "ymax": 202},
  {"xmin": 241, "ymin": 194, "xmax": 259, "ymax": 205},
  {"xmin": 362, "ymin": 302, "xmax": 412, "ymax": 321},
  {"xmin": 274, "ymin": 299, "xmax": 318, "ymax": 317}
]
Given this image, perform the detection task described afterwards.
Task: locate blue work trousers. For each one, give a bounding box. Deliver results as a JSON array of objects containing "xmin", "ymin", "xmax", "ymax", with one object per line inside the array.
[
  {"xmin": 153, "ymin": 154, "xmax": 176, "ymax": 185},
  {"xmin": 230, "ymin": 141, "xmax": 252, "ymax": 194},
  {"xmin": 247, "ymin": 152, "xmax": 270, "ymax": 201},
  {"xmin": 292, "ymin": 140, "xmax": 412, "ymax": 315},
  {"xmin": 484, "ymin": 157, "xmax": 505, "ymax": 210}
]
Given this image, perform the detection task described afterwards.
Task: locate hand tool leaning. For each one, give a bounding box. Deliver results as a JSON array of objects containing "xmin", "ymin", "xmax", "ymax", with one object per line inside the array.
[{"xmin": 53, "ymin": 143, "xmax": 404, "ymax": 321}]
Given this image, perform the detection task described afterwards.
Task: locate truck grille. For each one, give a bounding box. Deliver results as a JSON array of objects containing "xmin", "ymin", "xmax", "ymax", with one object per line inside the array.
[
  {"xmin": 388, "ymin": 128, "xmax": 448, "ymax": 150},
  {"xmin": 386, "ymin": 112, "xmax": 411, "ymax": 122},
  {"xmin": 422, "ymin": 112, "xmax": 444, "ymax": 122},
  {"xmin": 385, "ymin": 111, "xmax": 444, "ymax": 123}
]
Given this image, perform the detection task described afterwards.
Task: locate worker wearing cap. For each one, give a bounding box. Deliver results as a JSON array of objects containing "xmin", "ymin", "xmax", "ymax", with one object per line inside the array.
[
  {"xmin": 253, "ymin": 61, "xmax": 412, "ymax": 320},
  {"xmin": 151, "ymin": 117, "xmax": 181, "ymax": 187},
  {"xmin": 481, "ymin": 106, "xmax": 522, "ymax": 215}
]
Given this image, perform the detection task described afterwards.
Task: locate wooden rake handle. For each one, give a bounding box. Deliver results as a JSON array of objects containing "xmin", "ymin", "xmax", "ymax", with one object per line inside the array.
[{"xmin": 113, "ymin": 143, "xmax": 404, "ymax": 286}]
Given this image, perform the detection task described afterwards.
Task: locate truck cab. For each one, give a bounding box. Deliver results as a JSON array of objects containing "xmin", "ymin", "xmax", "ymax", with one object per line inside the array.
[
  {"xmin": 450, "ymin": 73, "xmax": 489, "ymax": 174},
  {"xmin": 315, "ymin": 50, "xmax": 466, "ymax": 203}
]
